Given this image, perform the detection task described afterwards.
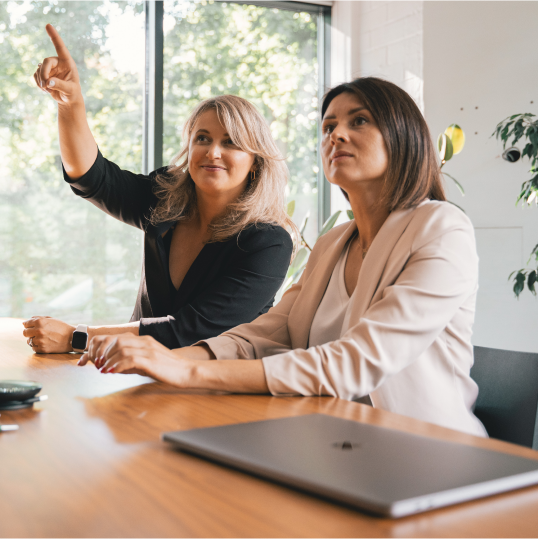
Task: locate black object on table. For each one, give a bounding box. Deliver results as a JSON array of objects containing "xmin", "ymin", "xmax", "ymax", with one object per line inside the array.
[{"xmin": 0, "ymin": 380, "xmax": 46, "ymax": 410}]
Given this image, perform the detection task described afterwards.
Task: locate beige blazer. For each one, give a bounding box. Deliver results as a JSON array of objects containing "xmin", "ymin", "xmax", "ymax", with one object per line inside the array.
[{"xmin": 203, "ymin": 201, "xmax": 487, "ymax": 437}]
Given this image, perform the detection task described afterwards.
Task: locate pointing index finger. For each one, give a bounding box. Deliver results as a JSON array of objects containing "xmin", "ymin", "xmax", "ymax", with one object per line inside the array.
[{"xmin": 45, "ymin": 24, "xmax": 71, "ymax": 59}]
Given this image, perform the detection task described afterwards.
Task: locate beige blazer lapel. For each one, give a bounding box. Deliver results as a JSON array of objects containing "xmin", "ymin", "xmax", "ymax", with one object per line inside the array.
[
  {"xmin": 288, "ymin": 220, "xmax": 357, "ymax": 349},
  {"xmin": 345, "ymin": 205, "xmax": 418, "ymax": 324}
]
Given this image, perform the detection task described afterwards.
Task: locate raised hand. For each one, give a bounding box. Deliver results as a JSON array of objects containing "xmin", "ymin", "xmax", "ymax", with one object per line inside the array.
[{"xmin": 34, "ymin": 24, "xmax": 82, "ymax": 105}]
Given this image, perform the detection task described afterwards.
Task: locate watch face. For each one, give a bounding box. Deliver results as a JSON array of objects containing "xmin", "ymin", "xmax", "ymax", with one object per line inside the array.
[{"xmin": 72, "ymin": 331, "xmax": 88, "ymax": 351}]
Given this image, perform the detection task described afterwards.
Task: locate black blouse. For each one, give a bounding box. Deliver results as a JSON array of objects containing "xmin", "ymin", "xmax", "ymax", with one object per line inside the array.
[{"xmin": 63, "ymin": 150, "xmax": 293, "ymax": 348}]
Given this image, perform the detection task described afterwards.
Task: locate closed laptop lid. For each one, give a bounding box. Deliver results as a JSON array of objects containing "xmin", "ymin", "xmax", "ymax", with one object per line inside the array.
[{"xmin": 162, "ymin": 413, "xmax": 538, "ymax": 518}]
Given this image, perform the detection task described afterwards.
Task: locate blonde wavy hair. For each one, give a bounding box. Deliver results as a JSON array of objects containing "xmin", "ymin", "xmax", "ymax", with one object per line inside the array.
[{"xmin": 150, "ymin": 95, "xmax": 298, "ymax": 246}]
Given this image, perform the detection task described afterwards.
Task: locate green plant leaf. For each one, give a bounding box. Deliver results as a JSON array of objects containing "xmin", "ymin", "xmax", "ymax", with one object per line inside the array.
[
  {"xmin": 512, "ymin": 270, "xmax": 526, "ymax": 298},
  {"xmin": 286, "ymin": 200, "xmax": 295, "ymax": 218},
  {"xmin": 512, "ymin": 119, "xmax": 526, "ymax": 147},
  {"xmin": 298, "ymin": 213, "xmax": 309, "ymax": 236},
  {"xmin": 527, "ymin": 270, "xmax": 537, "ymax": 295},
  {"xmin": 529, "ymin": 243, "xmax": 538, "ymax": 263},
  {"xmin": 318, "ymin": 211, "xmax": 341, "ymax": 238},
  {"xmin": 442, "ymin": 172, "xmax": 465, "ymax": 196},
  {"xmin": 286, "ymin": 246, "xmax": 307, "ymax": 278},
  {"xmin": 437, "ymin": 133, "xmax": 454, "ymax": 162},
  {"xmin": 445, "ymin": 124, "xmax": 465, "ymax": 154},
  {"xmin": 522, "ymin": 142, "xmax": 534, "ymax": 159},
  {"xmin": 346, "ymin": 209, "xmax": 354, "ymax": 220},
  {"xmin": 283, "ymin": 260, "xmax": 308, "ymax": 290}
]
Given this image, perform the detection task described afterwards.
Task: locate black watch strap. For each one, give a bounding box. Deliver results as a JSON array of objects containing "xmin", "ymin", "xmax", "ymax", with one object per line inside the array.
[{"xmin": 72, "ymin": 324, "xmax": 89, "ymax": 353}]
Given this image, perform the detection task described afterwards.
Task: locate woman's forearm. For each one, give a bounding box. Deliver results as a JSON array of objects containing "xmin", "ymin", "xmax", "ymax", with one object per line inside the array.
[
  {"xmin": 58, "ymin": 102, "xmax": 98, "ymax": 179},
  {"xmin": 80, "ymin": 334, "xmax": 270, "ymax": 394},
  {"xmin": 172, "ymin": 343, "xmax": 216, "ymax": 360},
  {"xmin": 192, "ymin": 359, "xmax": 269, "ymax": 394},
  {"xmin": 87, "ymin": 322, "xmax": 139, "ymax": 342}
]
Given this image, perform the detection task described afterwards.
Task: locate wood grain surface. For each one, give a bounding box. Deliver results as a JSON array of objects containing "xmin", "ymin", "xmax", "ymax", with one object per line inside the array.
[{"xmin": 1, "ymin": 317, "xmax": 538, "ymax": 538}]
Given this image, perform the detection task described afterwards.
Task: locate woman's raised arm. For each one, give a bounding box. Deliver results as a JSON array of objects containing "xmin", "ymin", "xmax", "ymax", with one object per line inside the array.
[{"xmin": 34, "ymin": 24, "xmax": 97, "ymax": 179}]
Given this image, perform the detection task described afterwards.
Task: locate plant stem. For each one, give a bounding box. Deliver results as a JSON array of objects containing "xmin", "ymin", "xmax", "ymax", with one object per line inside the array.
[{"xmin": 300, "ymin": 234, "xmax": 313, "ymax": 251}]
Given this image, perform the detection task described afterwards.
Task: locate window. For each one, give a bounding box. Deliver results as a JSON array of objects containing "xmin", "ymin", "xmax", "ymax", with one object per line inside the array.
[
  {"xmin": 0, "ymin": 1, "xmax": 145, "ymax": 324},
  {"xmin": 162, "ymin": 1, "xmax": 329, "ymax": 245},
  {"xmin": 0, "ymin": 0, "xmax": 330, "ymax": 323}
]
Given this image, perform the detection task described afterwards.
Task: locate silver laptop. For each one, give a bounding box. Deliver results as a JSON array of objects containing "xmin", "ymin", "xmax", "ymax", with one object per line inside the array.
[{"xmin": 162, "ymin": 413, "xmax": 538, "ymax": 518}]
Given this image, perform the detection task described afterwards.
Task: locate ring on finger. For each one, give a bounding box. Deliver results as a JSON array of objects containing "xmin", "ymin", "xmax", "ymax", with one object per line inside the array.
[{"xmin": 28, "ymin": 337, "xmax": 34, "ymax": 348}]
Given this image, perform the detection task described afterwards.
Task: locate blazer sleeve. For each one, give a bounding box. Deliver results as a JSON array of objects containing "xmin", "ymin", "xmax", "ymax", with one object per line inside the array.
[
  {"xmin": 63, "ymin": 149, "xmax": 163, "ymax": 231},
  {"xmin": 261, "ymin": 210, "xmax": 479, "ymax": 399},
  {"xmin": 139, "ymin": 226, "xmax": 294, "ymax": 348}
]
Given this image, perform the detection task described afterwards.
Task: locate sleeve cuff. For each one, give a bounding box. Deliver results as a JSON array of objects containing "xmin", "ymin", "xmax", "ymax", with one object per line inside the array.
[
  {"xmin": 139, "ymin": 316, "xmax": 180, "ymax": 349},
  {"xmin": 62, "ymin": 149, "xmax": 105, "ymax": 192},
  {"xmin": 194, "ymin": 335, "xmax": 250, "ymax": 359},
  {"xmin": 262, "ymin": 351, "xmax": 317, "ymax": 396}
]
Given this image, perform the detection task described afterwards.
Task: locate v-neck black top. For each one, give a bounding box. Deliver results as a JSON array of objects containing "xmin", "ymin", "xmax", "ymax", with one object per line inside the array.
[{"xmin": 63, "ymin": 150, "xmax": 293, "ymax": 348}]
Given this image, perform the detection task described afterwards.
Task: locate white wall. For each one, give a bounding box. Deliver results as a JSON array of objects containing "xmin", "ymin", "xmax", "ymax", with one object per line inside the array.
[
  {"xmin": 423, "ymin": 1, "xmax": 538, "ymax": 352},
  {"xmin": 330, "ymin": 1, "xmax": 424, "ymax": 215},
  {"xmin": 331, "ymin": 1, "xmax": 538, "ymax": 352}
]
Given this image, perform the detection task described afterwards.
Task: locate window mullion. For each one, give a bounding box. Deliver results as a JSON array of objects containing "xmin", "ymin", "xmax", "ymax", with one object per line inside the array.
[
  {"xmin": 317, "ymin": 6, "xmax": 331, "ymax": 228},
  {"xmin": 143, "ymin": 0, "xmax": 164, "ymax": 175}
]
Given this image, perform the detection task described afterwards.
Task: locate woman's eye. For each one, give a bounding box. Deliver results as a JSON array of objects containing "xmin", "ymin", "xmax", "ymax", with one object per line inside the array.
[
  {"xmin": 353, "ymin": 116, "xmax": 367, "ymax": 126},
  {"xmin": 196, "ymin": 135, "xmax": 209, "ymax": 142},
  {"xmin": 322, "ymin": 124, "xmax": 334, "ymax": 134}
]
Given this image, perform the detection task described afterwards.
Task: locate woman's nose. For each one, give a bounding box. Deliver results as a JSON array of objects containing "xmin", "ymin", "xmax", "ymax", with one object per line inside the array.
[
  {"xmin": 207, "ymin": 144, "xmax": 222, "ymax": 159},
  {"xmin": 330, "ymin": 128, "xmax": 347, "ymax": 145}
]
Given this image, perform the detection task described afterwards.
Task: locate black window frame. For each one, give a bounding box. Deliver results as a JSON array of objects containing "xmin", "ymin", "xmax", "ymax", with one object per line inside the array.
[{"xmin": 143, "ymin": 0, "xmax": 332, "ymax": 228}]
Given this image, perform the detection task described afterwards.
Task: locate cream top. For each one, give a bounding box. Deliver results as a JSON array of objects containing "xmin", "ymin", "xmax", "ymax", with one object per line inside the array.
[
  {"xmin": 308, "ymin": 237, "xmax": 373, "ymax": 407},
  {"xmin": 308, "ymin": 239, "xmax": 351, "ymax": 348}
]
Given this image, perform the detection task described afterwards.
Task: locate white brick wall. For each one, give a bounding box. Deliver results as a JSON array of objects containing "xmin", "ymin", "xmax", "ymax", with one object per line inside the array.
[
  {"xmin": 330, "ymin": 1, "xmax": 425, "ymax": 216},
  {"xmin": 348, "ymin": 1, "xmax": 424, "ymax": 111}
]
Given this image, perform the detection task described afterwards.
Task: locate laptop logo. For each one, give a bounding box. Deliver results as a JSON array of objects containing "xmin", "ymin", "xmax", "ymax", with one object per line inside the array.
[{"xmin": 332, "ymin": 441, "xmax": 361, "ymax": 450}]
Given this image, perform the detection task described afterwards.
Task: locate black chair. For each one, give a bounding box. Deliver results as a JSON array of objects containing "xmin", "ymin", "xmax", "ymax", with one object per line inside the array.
[{"xmin": 471, "ymin": 346, "xmax": 538, "ymax": 449}]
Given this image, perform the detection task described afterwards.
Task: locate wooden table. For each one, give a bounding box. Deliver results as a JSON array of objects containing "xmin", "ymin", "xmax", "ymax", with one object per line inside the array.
[{"xmin": 1, "ymin": 318, "xmax": 538, "ymax": 537}]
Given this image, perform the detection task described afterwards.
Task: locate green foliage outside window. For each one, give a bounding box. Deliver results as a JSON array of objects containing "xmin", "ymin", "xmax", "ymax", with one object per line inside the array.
[{"xmin": 0, "ymin": 1, "xmax": 145, "ymax": 323}]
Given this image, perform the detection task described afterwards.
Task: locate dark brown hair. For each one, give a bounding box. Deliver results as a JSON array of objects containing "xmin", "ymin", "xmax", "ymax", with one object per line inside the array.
[{"xmin": 321, "ymin": 77, "xmax": 446, "ymax": 210}]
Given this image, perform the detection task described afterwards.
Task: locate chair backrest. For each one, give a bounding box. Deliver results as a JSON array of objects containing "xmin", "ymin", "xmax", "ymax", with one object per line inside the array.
[{"xmin": 471, "ymin": 346, "xmax": 538, "ymax": 450}]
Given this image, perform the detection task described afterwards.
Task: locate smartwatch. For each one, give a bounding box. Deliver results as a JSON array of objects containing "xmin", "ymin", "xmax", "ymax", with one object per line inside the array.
[{"xmin": 72, "ymin": 324, "xmax": 89, "ymax": 353}]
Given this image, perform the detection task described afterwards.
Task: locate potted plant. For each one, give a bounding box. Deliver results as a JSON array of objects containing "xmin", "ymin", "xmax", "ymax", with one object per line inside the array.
[{"xmin": 493, "ymin": 113, "xmax": 538, "ymax": 297}]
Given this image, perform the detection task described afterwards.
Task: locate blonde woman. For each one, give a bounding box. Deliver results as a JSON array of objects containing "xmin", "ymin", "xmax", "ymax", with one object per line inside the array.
[{"xmin": 23, "ymin": 24, "xmax": 295, "ymax": 353}]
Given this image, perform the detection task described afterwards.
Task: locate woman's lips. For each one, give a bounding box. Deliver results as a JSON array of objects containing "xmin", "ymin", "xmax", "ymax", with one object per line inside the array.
[
  {"xmin": 331, "ymin": 153, "xmax": 353, "ymax": 163},
  {"xmin": 201, "ymin": 165, "xmax": 226, "ymax": 171}
]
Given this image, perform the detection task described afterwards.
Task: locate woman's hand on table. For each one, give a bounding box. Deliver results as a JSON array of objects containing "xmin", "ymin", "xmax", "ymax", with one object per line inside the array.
[
  {"xmin": 22, "ymin": 316, "xmax": 75, "ymax": 353},
  {"xmin": 78, "ymin": 334, "xmax": 197, "ymax": 385},
  {"xmin": 78, "ymin": 334, "xmax": 270, "ymax": 394},
  {"xmin": 34, "ymin": 24, "xmax": 83, "ymax": 106}
]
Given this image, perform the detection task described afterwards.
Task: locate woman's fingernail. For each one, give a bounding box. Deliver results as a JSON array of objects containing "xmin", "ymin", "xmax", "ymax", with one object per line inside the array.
[
  {"xmin": 77, "ymin": 359, "xmax": 81, "ymax": 365},
  {"xmin": 48, "ymin": 79, "xmax": 55, "ymax": 87},
  {"xmin": 108, "ymin": 368, "xmax": 115, "ymax": 374}
]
